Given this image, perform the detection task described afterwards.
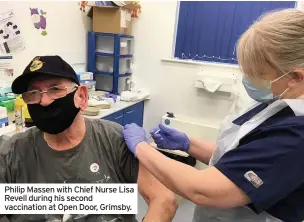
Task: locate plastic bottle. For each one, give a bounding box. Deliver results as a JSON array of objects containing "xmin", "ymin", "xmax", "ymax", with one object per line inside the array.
[{"xmin": 14, "ymin": 96, "xmax": 25, "ymax": 132}]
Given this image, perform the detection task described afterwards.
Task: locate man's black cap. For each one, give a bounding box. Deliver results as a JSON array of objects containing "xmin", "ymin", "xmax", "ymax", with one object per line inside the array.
[{"xmin": 12, "ymin": 55, "xmax": 80, "ymax": 94}]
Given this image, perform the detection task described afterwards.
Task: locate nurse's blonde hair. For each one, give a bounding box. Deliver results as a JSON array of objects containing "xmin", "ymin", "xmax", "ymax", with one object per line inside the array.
[{"xmin": 237, "ymin": 8, "xmax": 304, "ymax": 80}]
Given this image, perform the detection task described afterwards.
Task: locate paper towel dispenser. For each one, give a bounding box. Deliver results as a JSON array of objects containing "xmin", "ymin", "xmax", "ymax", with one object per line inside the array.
[{"xmin": 194, "ymin": 71, "xmax": 237, "ymax": 93}]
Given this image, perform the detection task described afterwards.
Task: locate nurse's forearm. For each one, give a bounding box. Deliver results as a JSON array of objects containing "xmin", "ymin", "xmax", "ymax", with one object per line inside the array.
[
  {"xmin": 135, "ymin": 142, "xmax": 250, "ymax": 209},
  {"xmin": 188, "ymin": 138, "xmax": 216, "ymax": 165}
]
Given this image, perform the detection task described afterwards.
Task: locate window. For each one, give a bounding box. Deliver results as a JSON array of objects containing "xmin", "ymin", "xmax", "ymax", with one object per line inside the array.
[{"xmin": 174, "ymin": 1, "xmax": 296, "ymax": 64}]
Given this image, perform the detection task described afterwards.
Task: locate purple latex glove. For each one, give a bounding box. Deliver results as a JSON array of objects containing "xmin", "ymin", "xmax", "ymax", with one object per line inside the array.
[
  {"xmin": 123, "ymin": 123, "xmax": 147, "ymax": 156},
  {"xmin": 150, "ymin": 124, "xmax": 190, "ymax": 152},
  {"xmin": 104, "ymin": 93, "xmax": 118, "ymax": 102}
]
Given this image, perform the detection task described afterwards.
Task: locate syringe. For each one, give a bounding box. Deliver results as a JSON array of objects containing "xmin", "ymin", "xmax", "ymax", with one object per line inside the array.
[{"xmin": 147, "ymin": 129, "xmax": 160, "ymax": 140}]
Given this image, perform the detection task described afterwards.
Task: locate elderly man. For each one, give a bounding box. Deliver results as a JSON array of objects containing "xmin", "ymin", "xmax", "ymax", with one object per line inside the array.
[{"xmin": 0, "ymin": 55, "xmax": 177, "ymax": 222}]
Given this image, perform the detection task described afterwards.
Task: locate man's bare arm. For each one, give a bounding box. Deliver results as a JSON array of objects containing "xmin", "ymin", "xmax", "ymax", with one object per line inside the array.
[{"xmin": 138, "ymin": 163, "xmax": 178, "ymax": 222}]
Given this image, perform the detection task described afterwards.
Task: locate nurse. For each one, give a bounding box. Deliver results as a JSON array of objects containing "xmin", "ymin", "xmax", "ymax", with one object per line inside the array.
[{"xmin": 123, "ymin": 9, "xmax": 304, "ymax": 222}]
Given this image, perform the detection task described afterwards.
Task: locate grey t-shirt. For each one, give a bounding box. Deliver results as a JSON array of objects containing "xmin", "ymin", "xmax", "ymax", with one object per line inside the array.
[{"xmin": 0, "ymin": 118, "xmax": 139, "ymax": 222}]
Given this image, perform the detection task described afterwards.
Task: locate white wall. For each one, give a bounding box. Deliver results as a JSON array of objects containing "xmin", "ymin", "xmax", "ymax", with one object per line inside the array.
[
  {"xmin": 0, "ymin": 1, "xmax": 91, "ymax": 76},
  {"xmin": 132, "ymin": 2, "xmax": 253, "ymax": 132},
  {"xmin": 1, "ymin": 1, "xmax": 253, "ymax": 134}
]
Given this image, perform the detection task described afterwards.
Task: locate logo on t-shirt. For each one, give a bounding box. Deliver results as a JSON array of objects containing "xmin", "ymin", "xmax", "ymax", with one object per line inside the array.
[
  {"xmin": 244, "ymin": 171, "xmax": 264, "ymax": 188},
  {"xmin": 90, "ymin": 163, "xmax": 99, "ymax": 173}
]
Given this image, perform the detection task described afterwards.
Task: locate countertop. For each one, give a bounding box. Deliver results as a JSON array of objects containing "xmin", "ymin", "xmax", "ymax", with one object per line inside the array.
[{"xmin": 84, "ymin": 99, "xmax": 146, "ymax": 119}]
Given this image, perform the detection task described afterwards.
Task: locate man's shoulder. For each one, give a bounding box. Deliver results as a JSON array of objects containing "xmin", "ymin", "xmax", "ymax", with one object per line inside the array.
[
  {"xmin": 86, "ymin": 118, "xmax": 123, "ymax": 136},
  {"xmin": 11, "ymin": 127, "xmax": 40, "ymax": 143},
  {"xmin": 85, "ymin": 118, "xmax": 130, "ymax": 158},
  {"xmin": 1, "ymin": 127, "xmax": 40, "ymax": 156}
]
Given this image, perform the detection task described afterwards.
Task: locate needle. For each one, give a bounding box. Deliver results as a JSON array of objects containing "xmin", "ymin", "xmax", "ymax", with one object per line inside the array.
[{"xmin": 147, "ymin": 129, "xmax": 160, "ymax": 140}]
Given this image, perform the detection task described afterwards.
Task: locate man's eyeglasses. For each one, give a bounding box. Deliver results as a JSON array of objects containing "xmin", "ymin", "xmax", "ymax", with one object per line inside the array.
[{"xmin": 22, "ymin": 85, "xmax": 78, "ymax": 104}]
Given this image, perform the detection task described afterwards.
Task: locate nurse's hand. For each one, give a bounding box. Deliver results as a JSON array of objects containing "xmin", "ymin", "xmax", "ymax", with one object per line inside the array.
[
  {"xmin": 150, "ymin": 124, "xmax": 190, "ymax": 152},
  {"xmin": 123, "ymin": 123, "xmax": 147, "ymax": 156}
]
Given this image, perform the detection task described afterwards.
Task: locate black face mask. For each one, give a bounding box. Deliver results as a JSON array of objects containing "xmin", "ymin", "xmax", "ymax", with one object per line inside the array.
[{"xmin": 28, "ymin": 91, "xmax": 80, "ymax": 134}]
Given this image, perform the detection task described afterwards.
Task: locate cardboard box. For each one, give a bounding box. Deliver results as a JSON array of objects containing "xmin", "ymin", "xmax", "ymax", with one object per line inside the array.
[{"xmin": 87, "ymin": 2, "xmax": 139, "ymax": 35}]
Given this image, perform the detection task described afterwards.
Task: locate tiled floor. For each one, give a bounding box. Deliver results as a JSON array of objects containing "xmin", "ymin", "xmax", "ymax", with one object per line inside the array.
[{"xmin": 136, "ymin": 195, "xmax": 196, "ymax": 222}]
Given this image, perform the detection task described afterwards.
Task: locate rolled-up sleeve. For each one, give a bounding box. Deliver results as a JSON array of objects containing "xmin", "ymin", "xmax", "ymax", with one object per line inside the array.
[
  {"xmin": 109, "ymin": 123, "xmax": 139, "ymax": 183},
  {"xmin": 214, "ymin": 125, "xmax": 304, "ymax": 213}
]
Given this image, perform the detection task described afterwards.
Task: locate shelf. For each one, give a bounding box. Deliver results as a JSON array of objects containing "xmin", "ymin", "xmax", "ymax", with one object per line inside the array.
[
  {"xmin": 95, "ymin": 52, "xmax": 133, "ymax": 58},
  {"xmin": 119, "ymin": 73, "xmax": 132, "ymax": 77},
  {"xmin": 93, "ymin": 32, "xmax": 134, "ymax": 39},
  {"xmin": 94, "ymin": 71, "xmax": 113, "ymax": 76},
  {"xmin": 119, "ymin": 54, "xmax": 133, "ymax": 58},
  {"xmin": 0, "ymin": 56, "xmax": 12, "ymax": 59},
  {"xmin": 95, "ymin": 32, "xmax": 115, "ymax": 37},
  {"xmin": 95, "ymin": 52, "xmax": 114, "ymax": 57},
  {"xmin": 119, "ymin": 34, "xmax": 134, "ymax": 38},
  {"xmin": 94, "ymin": 72, "xmax": 131, "ymax": 77}
]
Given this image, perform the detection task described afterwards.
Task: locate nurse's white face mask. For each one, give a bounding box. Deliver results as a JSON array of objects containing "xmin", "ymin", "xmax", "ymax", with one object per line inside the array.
[{"xmin": 243, "ymin": 71, "xmax": 292, "ymax": 102}]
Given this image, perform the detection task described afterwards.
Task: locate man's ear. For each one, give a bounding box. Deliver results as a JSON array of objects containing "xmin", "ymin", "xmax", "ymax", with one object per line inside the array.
[
  {"xmin": 288, "ymin": 70, "xmax": 304, "ymax": 88},
  {"xmin": 75, "ymin": 85, "xmax": 88, "ymax": 111}
]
